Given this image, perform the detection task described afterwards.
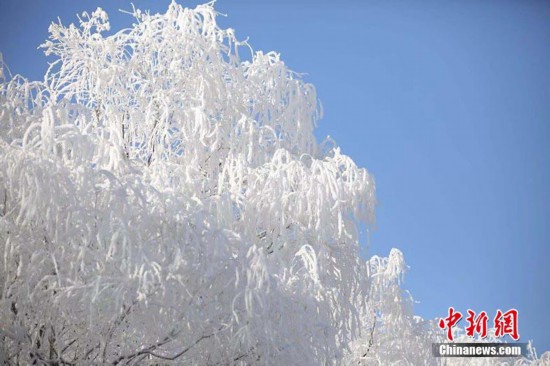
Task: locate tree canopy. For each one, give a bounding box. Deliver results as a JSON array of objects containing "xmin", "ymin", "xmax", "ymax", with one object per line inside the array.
[{"xmin": 0, "ymin": 2, "xmax": 547, "ymax": 364}]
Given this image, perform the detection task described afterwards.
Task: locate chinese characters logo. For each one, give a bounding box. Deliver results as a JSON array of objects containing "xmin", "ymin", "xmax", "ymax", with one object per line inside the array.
[{"xmin": 438, "ymin": 307, "xmax": 519, "ymax": 341}]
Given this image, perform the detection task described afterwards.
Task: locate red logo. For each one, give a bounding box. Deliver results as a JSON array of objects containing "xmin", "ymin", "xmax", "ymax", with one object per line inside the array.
[
  {"xmin": 438, "ymin": 307, "xmax": 462, "ymax": 341},
  {"xmin": 494, "ymin": 309, "xmax": 520, "ymax": 340},
  {"xmin": 466, "ymin": 310, "xmax": 488, "ymax": 338},
  {"xmin": 438, "ymin": 307, "xmax": 519, "ymax": 341}
]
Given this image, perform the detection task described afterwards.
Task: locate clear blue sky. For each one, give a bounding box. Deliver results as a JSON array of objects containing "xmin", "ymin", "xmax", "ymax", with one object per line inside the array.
[{"xmin": 1, "ymin": 0, "xmax": 548, "ymax": 354}]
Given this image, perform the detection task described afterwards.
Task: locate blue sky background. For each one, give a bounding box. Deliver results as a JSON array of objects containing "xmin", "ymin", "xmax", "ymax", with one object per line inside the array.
[{"xmin": 1, "ymin": 0, "xmax": 548, "ymax": 354}]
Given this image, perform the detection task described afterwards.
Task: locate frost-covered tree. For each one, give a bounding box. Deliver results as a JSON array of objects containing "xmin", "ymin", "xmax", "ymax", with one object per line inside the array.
[{"xmin": 0, "ymin": 2, "xmax": 547, "ymax": 365}]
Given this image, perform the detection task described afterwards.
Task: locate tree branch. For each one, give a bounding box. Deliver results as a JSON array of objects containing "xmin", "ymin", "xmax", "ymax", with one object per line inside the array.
[{"xmin": 111, "ymin": 325, "xmax": 227, "ymax": 365}]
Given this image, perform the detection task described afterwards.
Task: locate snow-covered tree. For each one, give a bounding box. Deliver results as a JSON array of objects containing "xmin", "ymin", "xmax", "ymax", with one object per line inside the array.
[{"xmin": 0, "ymin": 2, "xmax": 547, "ymax": 364}]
